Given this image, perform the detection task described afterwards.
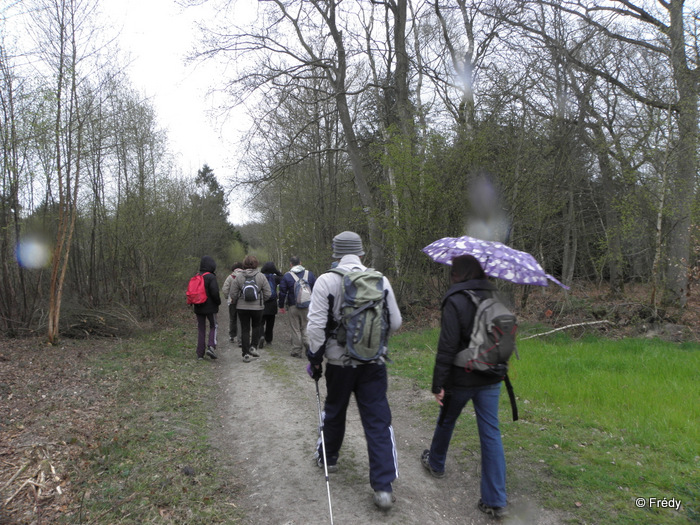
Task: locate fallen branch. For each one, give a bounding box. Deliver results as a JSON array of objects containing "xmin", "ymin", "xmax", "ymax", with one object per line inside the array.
[
  {"xmin": 520, "ymin": 320, "xmax": 611, "ymax": 340},
  {"xmin": 4, "ymin": 478, "xmax": 33, "ymax": 506},
  {"xmin": 2, "ymin": 462, "xmax": 29, "ymax": 491}
]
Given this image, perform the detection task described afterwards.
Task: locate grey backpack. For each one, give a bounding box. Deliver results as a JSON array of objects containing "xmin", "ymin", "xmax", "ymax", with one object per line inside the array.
[
  {"xmin": 454, "ymin": 291, "xmax": 518, "ymax": 374},
  {"xmin": 454, "ymin": 290, "xmax": 520, "ymax": 421}
]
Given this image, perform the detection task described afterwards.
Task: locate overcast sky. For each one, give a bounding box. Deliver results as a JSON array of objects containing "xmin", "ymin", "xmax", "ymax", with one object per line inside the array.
[{"xmin": 101, "ymin": 0, "xmax": 249, "ymax": 223}]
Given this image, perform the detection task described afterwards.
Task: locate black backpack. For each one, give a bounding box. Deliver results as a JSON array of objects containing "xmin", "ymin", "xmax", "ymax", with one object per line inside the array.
[{"xmin": 241, "ymin": 274, "xmax": 261, "ymax": 302}]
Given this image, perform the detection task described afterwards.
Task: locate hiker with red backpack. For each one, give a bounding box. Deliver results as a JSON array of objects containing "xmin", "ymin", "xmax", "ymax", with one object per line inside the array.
[{"xmin": 191, "ymin": 255, "xmax": 221, "ymax": 361}]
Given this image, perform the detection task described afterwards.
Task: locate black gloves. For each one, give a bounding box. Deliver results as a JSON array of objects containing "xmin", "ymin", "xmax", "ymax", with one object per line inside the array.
[{"xmin": 306, "ymin": 362, "xmax": 323, "ymax": 380}]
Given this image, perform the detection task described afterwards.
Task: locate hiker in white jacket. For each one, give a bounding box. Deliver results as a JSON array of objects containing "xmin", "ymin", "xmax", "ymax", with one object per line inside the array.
[{"xmin": 306, "ymin": 231, "xmax": 402, "ymax": 511}]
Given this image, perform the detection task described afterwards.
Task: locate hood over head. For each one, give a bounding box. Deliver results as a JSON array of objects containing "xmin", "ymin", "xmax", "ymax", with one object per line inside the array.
[
  {"xmin": 261, "ymin": 261, "xmax": 281, "ymax": 275},
  {"xmin": 199, "ymin": 255, "xmax": 217, "ymax": 274}
]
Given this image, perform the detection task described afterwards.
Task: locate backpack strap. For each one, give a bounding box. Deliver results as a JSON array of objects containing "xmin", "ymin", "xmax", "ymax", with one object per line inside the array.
[
  {"xmin": 453, "ymin": 292, "xmax": 489, "ymax": 368},
  {"xmin": 504, "ymin": 373, "xmax": 518, "ymax": 421}
]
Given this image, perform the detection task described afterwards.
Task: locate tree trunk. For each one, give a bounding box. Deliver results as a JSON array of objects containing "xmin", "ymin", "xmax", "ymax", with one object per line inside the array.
[
  {"xmin": 324, "ymin": 3, "xmax": 385, "ymax": 270},
  {"xmin": 664, "ymin": 0, "xmax": 698, "ymax": 307}
]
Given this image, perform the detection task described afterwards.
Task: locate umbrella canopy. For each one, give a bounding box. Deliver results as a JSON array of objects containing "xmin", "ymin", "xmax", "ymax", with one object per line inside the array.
[{"xmin": 422, "ymin": 235, "xmax": 569, "ymax": 289}]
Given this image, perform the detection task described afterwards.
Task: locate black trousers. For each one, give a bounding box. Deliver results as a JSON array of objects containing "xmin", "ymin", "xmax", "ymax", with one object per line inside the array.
[
  {"xmin": 237, "ymin": 309, "xmax": 263, "ymax": 355},
  {"xmin": 261, "ymin": 314, "xmax": 276, "ymax": 343}
]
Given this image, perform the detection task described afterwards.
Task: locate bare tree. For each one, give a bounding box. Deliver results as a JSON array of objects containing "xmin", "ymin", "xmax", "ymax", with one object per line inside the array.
[{"xmin": 493, "ymin": 0, "xmax": 699, "ymax": 306}]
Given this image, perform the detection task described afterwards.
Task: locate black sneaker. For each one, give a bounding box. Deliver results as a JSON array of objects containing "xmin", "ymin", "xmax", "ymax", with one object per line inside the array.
[
  {"xmin": 478, "ymin": 499, "xmax": 509, "ymax": 519},
  {"xmin": 421, "ymin": 449, "xmax": 445, "ymax": 478},
  {"xmin": 258, "ymin": 336, "xmax": 265, "ymax": 349},
  {"xmin": 315, "ymin": 455, "xmax": 338, "ymax": 473},
  {"xmin": 205, "ymin": 346, "xmax": 218, "ymax": 359}
]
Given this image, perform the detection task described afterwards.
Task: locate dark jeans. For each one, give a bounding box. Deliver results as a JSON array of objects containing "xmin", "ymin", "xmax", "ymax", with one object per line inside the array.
[
  {"xmin": 196, "ymin": 313, "xmax": 217, "ymax": 358},
  {"xmin": 261, "ymin": 314, "xmax": 276, "ymax": 343},
  {"xmin": 428, "ymin": 382, "xmax": 506, "ymax": 507},
  {"xmin": 237, "ymin": 309, "xmax": 263, "ymax": 355}
]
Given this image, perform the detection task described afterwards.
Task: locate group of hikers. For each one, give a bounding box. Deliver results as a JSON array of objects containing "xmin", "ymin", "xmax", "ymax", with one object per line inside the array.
[{"xmin": 189, "ymin": 231, "xmax": 510, "ymax": 520}]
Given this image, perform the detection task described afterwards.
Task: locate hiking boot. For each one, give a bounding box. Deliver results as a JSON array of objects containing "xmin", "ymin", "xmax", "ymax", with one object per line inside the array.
[
  {"xmin": 478, "ymin": 499, "xmax": 509, "ymax": 519},
  {"xmin": 258, "ymin": 336, "xmax": 265, "ymax": 349},
  {"xmin": 290, "ymin": 351, "xmax": 302, "ymax": 358},
  {"xmin": 373, "ymin": 490, "xmax": 394, "ymax": 510},
  {"xmin": 421, "ymin": 449, "xmax": 445, "ymax": 478},
  {"xmin": 316, "ymin": 455, "xmax": 338, "ymax": 473},
  {"xmin": 248, "ymin": 347, "xmax": 260, "ymax": 358},
  {"xmin": 242, "ymin": 354, "xmax": 251, "ymax": 363},
  {"xmin": 205, "ymin": 346, "xmax": 218, "ymax": 359}
]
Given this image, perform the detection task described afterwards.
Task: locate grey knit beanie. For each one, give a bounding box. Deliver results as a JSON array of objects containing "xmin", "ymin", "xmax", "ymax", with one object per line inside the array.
[{"xmin": 332, "ymin": 231, "xmax": 365, "ymax": 258}]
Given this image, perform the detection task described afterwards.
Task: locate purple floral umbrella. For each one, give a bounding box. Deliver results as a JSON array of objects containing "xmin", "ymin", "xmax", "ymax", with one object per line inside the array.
[{"xmin": 422, "ymin": 235, "xmax": 569, "ymax": 289}]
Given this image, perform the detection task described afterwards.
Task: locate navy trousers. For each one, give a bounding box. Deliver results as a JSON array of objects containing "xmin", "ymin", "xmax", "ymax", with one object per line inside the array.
[{"xmin": 318, "ymin": 363, "xmax": 398, "ymax": 492}]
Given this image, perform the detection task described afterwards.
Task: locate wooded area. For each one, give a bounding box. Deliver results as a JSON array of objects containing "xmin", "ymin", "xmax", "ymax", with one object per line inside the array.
[{"xmin": 1, "ymin": 0, "xmax": 698, "ymax": 339}]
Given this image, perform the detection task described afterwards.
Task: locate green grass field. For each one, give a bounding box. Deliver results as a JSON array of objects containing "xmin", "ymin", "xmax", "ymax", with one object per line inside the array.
[{"xmin": 389, "ymin": 329, "xmax": 700, "ymax": 524}]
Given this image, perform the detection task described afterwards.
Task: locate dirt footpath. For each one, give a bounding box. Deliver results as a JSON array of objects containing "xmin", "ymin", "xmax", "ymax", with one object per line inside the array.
[{"xmin": 209, "ymin": 313, "xmax": 567, "ymax": 525}]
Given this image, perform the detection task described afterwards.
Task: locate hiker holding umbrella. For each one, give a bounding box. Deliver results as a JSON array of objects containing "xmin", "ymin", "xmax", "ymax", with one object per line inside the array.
[{"xmin": 420, "ymin": 236, "xmax": 568, "ymax": 519}]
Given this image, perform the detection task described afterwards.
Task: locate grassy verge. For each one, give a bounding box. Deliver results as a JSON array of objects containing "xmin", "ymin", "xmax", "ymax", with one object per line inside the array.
[
  {"xmin": 389, "ymin": 329, "xmax": 699, "ymax": 524},
  {"xmin": 61, "ymin": 326, "xmax": 244, "ymax": 524}
]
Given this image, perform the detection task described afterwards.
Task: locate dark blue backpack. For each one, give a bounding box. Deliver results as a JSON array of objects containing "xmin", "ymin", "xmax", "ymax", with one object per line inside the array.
[{"xmin": 266, "ymin": 274, "xmax": 278, "ymax": 301}]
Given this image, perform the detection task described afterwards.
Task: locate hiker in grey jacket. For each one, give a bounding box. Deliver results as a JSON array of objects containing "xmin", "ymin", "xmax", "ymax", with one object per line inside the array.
[
  {"xmin": 221, "ymin": 262, "xmax": 243, "ymax": 344},
  {"xmin": 228, "ymin": 255, "xmax": 271, "ymax": 362},
  {"xmin": 306, "ymin": 231, "xmax": 402, "ymax": 511}
]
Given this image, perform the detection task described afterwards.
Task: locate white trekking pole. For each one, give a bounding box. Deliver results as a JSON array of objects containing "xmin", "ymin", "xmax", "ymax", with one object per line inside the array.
[{"xmin": 313, "ymin": 370, "xmax": 334, "ymax": 525}]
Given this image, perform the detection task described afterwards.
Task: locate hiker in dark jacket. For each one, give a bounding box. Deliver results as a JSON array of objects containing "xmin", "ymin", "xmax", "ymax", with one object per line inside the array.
[
  {"xmin": 193, "ymin": 255, "xmax": 221, "ymax": 360},
  {"xmin": 278, "ymin": 256, "xmax": 317, "ymax": 357},
  {"xmin": 260, "ymin": 261, "xmax": 282, "ymax": 348},
  {"xmin": 421, "ymin": 254, "xmax": 508, "ymax": 519}
]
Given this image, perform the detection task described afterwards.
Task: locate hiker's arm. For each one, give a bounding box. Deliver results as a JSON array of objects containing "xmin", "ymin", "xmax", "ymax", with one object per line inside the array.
[
  {"xmin": 306, "ymin": 275, "xmax": 332, "ymax": 364},
  {"xmin": 209, "ymin": 277, "xmax": 221, "ymax": 306},
  {"xmin": 261, "ymin": 274, "xmax": 272, "ymax": 301},
  {"xmin": 432, "ymin": 299, "xmax": 460, "ymax": 394},
  {"xmin": 383, "ymin": 277, "xmax": 402, "ymax": 334},
  {"xmin": 278, "ymin": 275, "xmax": 288, "ymax": 309},
  {"xmin": 221, "ymin": 276, "xmax": 232, "ymax": 303}
]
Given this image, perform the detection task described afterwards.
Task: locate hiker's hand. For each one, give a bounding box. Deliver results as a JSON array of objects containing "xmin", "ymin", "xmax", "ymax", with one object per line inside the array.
[
  {"xmin": 434, "ymin": 388, "xmax": 445, "ymax": 406},
  {"xmin": 307, "ymin": 363, "xmax": 322, "ymax": 380}
]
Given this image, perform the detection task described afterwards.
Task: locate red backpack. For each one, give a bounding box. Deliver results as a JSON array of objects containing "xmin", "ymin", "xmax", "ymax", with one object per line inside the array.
[{"xmin": 186, "ymin": 272, "xmax": 210, "ymax": 305}]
